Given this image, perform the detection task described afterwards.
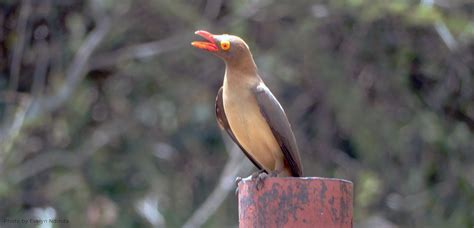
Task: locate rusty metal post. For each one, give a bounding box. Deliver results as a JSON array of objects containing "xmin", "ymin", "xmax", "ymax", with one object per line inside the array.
[{"xmin": 238, "ymin": 177, "xmax": 353, "ymax": 228}]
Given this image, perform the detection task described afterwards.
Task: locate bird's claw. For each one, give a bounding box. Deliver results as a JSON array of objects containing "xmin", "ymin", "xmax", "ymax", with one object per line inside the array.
[
  {"xmin": 254, "ymin": 172, "xmax": 268, "ymax": 190},
  {"xmin": 235, "ymin": 176, "xmax": 242, "ymax": 185},
  {"xmin": 235, "ymin": 170, "xmax": 268, "ymax": 193},
  {"xmin": 235, "ymin": 176, "xmax": 243, "ymax": 195},
  {"xmin": 268, "ymin": 170, "xmax": 279, "ymax": 177},
  {"xmin": 250, "ymin": 169, "xmax": 266, "ymax": 179}
]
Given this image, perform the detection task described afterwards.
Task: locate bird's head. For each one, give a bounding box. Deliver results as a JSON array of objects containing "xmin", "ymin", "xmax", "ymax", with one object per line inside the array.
[{"xmin": 191, "ymin": 30, "xmax": 252, "ymax": 63}]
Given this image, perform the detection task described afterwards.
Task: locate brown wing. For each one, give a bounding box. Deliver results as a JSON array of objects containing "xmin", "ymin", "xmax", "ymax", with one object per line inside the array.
[
  {"xmin": 215, "ymin": 87, "xmax": 264, "ymax": 171},
  {"xmin": 253, "ymin": 83, "xmax": 303, "ymax": 177}
]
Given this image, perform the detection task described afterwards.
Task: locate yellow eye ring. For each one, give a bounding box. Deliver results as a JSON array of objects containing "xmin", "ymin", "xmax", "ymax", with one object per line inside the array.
[{"xmin": 220, "ymin": 40, "xmax": 230, "ymax": 51}]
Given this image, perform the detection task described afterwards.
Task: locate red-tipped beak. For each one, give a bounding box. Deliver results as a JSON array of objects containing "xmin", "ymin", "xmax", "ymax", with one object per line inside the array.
[{"xmin": 191, "ymin": 30, "xmax": 218, "ymax": 52}]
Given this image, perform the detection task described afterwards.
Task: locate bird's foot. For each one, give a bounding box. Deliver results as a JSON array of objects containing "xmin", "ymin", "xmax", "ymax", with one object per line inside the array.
[
  {"xmin": 248, "ymin": 170, "xmax": 267, "ymax": 190},
  {"xmin": 235, "ymin": 176, "xmax": 242, "ymax": 185},
  {"xmin": 235, "ymin": 170, "xmax": 268, "ymax": 193},
  {"xmin": 253, "ymin": 171, "xmax": 282, "ymax": 190},
  {"xmin": 250, "ymin": 169, "xmax": 266, "ymax": 179},
  {"xmin": 268, "ymin": 170, "xmax": 280, "ymax": 177},
  {"xmin": 254, "ymin": 172, "xmax": 268, "ymax": 190}
]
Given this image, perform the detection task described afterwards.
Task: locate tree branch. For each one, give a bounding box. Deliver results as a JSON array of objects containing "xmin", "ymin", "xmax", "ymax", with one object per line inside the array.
[
  {"xmin": 26, "ymin": 17, "xmax": 111, "ymax": 120},
  {"xmin": 0, "ymin": 0, "xmax": 32, "ymax": 148},
  {"xmin": 0, "ymin": 97, "xmax": 32, "ymax": 166},
  {"xmin": 6, "ymin": 118, "xmax": 128, "ymax": 184},
  {"xmin": 89, "ymin": 32, "xmax": 188, "ymax": 70},
  {"xmin": 182, "ymin": 137, "xmax": 253, "ymax": 228},
  {"xmin": 9, "ymin": 0, "xmax": 32, "ymax": 91},
  {"xmin": 421, "ymin": 0, "xmax": 459, "ymax": 51}
]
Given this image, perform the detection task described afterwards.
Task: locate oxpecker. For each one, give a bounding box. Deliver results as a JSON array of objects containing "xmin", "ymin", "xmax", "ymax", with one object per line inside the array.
[{"xmin": 192, "ymin": 30, "xmax": 303, "ymax": 178}]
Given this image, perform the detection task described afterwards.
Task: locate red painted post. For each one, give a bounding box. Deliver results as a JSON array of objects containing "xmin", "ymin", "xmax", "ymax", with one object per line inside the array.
[{"xmin": 238, "ymin": 177, "xmax": 353, "ymax": 228}]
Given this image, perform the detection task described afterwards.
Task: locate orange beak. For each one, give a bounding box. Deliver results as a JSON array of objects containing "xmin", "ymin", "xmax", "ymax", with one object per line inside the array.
[{"xmin": 191, "ymin": 30, "xmax": 218, "ymax": 52}]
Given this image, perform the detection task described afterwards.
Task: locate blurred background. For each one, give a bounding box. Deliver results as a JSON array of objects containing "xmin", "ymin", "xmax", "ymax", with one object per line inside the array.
[{"xmin": 0, "ymin": 0, "xmax": 473, "ymax": 227}]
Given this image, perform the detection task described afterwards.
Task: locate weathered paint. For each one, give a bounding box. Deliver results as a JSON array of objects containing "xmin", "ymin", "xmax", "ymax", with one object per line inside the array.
[{"xmin": 238, "ymin": 177, "xmax": 353, "ymax": 228}]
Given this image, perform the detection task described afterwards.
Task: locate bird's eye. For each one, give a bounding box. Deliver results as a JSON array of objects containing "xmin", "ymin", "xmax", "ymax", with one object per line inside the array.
[{"xmin": 220, "ymin": 40, "xmax": 230, "ymax": 51}]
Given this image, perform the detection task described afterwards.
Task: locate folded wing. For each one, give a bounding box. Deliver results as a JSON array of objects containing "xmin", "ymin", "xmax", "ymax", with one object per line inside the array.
[{"xmin": 253, "ymin": 84, "xmax": 303, "ymax": 177}]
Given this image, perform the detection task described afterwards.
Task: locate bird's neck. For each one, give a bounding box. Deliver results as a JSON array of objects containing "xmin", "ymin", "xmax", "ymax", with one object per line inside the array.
[
  {"xmin": 225, "ymin": 53, "xmax": 257, "ymax": 74},
  {"xmin": 224, "ymin": 53, "xmax": 261, "ymax": 89}
]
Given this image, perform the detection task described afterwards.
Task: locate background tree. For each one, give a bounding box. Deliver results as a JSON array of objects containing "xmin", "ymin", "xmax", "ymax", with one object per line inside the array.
[{"xmin": 0, "ymin": 0, "xmax": 473, "ymax": 227}]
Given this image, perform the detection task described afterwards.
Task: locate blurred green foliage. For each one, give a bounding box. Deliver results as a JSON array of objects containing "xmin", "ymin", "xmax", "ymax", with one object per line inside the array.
[{"xmin": 0, "ymin": 0, "xmax": 473, "ymax": 227}]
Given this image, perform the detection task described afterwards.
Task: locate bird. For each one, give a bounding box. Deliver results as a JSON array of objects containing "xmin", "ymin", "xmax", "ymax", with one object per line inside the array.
[{"xmin": 191, "ymin": 30, "xmax": 303, "ymax": 178}]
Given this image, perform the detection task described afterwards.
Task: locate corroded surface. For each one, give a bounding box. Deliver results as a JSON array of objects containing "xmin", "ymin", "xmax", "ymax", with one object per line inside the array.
[{"xmin": 238, "ymin": 177, "xmax": 353, "ymax": 228}]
